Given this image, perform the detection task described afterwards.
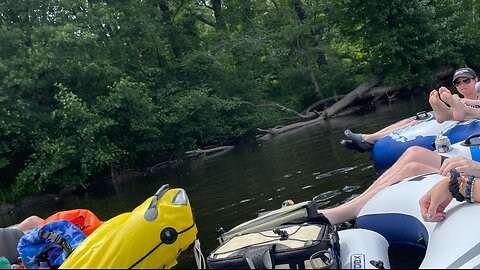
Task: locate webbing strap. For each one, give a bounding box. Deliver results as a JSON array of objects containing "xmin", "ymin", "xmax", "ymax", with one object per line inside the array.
[{"xmin": 38, "ymin": 229, "xmax": 73, "ymax": 255}]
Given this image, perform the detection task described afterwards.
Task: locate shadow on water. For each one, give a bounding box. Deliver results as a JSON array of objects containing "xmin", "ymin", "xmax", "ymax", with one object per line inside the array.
[{"xmin": 0, "ymin": 95, "xmax": 431, "ymax": 268}]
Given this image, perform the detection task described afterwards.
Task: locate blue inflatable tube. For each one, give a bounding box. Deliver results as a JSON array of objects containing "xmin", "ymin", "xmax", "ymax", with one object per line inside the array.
[{"xmin": 370, "ymin": 111, "xmax": 480, "ymax": 168}]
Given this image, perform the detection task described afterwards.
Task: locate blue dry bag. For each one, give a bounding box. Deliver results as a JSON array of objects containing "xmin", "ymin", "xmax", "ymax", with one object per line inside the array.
[{"xmin": 17, "ymin": 220, "xmax": 86, "ymax": 268}]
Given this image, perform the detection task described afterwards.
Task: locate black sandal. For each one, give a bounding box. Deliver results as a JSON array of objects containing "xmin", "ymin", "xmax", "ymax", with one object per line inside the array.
[
  {"xmin": 344, "ymin": 129, "xmax": 373, "ymax": 152},
  {"xmin": 340, "ymin": 139, "xmax": 368, "ymax": 153}
]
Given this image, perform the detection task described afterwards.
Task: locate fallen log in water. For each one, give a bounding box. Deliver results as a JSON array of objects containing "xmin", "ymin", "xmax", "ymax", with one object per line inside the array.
[{"xmin": 185, "ymin": 145, "xmax": 235, "ymax": 159}]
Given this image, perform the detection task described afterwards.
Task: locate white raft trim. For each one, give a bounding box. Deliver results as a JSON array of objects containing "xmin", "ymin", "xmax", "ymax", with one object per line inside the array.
[
  {"xmin": 358, "ymin": 173, "xmax": 480, "ymax": 269},
  {"xmin": 338, "ymin": 229, "xmax": 390, "ymax": 269}
]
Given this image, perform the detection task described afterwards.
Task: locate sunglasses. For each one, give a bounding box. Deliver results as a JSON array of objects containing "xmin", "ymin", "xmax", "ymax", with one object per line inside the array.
[{"xmin": 453, "ymin": 77, "xmax": 472, "ymax": 86}]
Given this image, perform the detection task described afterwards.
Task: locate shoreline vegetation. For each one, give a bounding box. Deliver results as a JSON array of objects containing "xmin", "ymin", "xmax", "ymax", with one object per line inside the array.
[
  {"xmin": 2, "ymin": 1, "xmax": 480, "ymax": 206},
  {"xmin": 0, "ymin": 70, "xmax": 450, "ymax": 214}
]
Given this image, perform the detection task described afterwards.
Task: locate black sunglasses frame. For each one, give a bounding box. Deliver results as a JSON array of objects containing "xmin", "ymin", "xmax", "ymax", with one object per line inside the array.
[{"xmin": 453, "ymin": 77, "xmax": 473, "ymax": 86}]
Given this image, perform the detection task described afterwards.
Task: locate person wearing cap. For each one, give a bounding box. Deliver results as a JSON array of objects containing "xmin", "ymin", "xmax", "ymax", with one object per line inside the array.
[
  {"xmin": 342, "ymin": 67, "xmax": 480, "ymax": 152},
  {"xmin": 320, "ymin": 68, "xmax": 480, "ymax": 225},
  {"xmin": 429, "ymin": 67, "xmax": 480, "ymax": 123}
]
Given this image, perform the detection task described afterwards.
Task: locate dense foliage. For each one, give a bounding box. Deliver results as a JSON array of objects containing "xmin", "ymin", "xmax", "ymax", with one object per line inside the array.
[{"xmin": 1, "ymin": 0, "xmax": 479, "ymax": 201}]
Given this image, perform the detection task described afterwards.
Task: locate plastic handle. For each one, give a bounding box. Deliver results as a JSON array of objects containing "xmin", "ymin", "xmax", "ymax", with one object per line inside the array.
[
  {"xmin": 144, "ymin": 184, "xmax": 170, "ymax": 222},
  {"xmin": 414, "ymin": 111, "xmax": 430, "ymax": 120},
  {"xmin": 463, "ymin": 134, "xmax": 480, "ymax": 146}
]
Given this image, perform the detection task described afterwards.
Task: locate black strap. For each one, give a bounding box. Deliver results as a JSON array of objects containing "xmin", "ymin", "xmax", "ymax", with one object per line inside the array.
[{"xmin": 37, "ymin": 229, "xmax": 73, "ymax": 255}]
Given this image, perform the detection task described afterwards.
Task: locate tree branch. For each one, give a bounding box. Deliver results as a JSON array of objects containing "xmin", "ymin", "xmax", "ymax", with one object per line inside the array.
[
  {"xmin": 240, "ymin": 101, "xmax": 318, "ymax": 119},
  {"xmin": 195, "ymin": 13, "xmax": 216, "ymax": 27},
  {"xmin": 172, "ymin": 0, "xmax": 186, "ymax": 19}
]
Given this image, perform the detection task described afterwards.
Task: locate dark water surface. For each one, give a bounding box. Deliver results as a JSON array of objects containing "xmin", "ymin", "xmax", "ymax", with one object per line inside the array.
[{"xmin": 0, "ymin": 95, "xmax": 431, "ymax": 268}]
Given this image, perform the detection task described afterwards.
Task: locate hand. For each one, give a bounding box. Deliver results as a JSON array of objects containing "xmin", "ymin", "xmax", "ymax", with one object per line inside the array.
[
  {"xmin": 419, "ymin": 178, "xmax": 452, "ymax": 222},
  {"xmin": 438, "ymin": 156, "xmax": 480, "ymax": 177},
  {"xmin": 460, "ymin": 98, "xmax": 469, "ymax": 106},
  {"xmin": 460, "ymin": 98, "xmax": 476, "ymax": 106}
]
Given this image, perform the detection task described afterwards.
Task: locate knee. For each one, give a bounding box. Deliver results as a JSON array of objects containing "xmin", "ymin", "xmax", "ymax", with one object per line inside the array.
[{"xmin": 399, "ymin": 146, "xmax": 428, "ymax": 162}]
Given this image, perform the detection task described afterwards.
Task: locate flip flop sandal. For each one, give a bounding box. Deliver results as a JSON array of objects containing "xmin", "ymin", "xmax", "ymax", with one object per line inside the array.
[
  {"xmin": 344, "ymin": 129, "xmax": 373, "ymax": 152},
  {"xmin": 340, "ymin": 139, "xmax": 367, "ymax": 153}
]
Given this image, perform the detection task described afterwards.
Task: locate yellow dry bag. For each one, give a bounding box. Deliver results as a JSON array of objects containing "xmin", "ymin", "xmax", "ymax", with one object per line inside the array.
[{"xmin": 60, "ymin": 184, "xmax": 198, "ymax": 269}]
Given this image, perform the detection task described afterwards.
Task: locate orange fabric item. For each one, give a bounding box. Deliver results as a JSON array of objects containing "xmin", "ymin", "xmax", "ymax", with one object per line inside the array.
[{"xmin": 38, "ymin": 209, "xmax": 103, "ymax": 235}]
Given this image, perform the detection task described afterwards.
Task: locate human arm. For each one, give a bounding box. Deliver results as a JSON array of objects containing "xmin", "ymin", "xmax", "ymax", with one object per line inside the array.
[
  {"xmin": 419, "ymin": 178, "xmax": 451, "ymax": 222},
  {"xmin": 460, "ymin": 98, "xmax": 480, "ymax": 106},
  {"xmin": 421, "ymin": 160, "xmax": 480, "ymax": 222}
]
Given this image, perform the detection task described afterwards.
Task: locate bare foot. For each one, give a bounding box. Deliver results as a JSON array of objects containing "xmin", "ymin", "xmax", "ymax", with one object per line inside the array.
[
  {"xmin": 445, "ymin": 93, "xmax": 467, "ymax": 121},
  {"xmin": 438, "ymin": 86, "xmax": 451, "ymax": 97},
  {"xmin": 429, "ymin": 90, "xmax": 452, "ymax": 123}
]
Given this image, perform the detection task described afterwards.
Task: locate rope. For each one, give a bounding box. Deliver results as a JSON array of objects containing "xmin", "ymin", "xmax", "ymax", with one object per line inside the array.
[{"xmin": 194, "ymin": 239, "xmax": 207, "ymax": 269}]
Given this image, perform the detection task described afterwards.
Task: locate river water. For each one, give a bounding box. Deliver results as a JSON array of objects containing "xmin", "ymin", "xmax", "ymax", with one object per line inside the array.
[{"xmin": 0, "ymin": 94, "xmax": 431, "ymax": 268}]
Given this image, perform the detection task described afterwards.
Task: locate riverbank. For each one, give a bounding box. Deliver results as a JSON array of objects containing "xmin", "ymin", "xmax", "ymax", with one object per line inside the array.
[{"xmin": 0, "ymin": 81, "xmax": 442, "ymax": 215}]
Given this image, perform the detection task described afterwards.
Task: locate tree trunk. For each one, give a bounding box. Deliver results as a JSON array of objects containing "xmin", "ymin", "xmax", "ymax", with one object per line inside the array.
[
  {"xmin": 323, "ymin": 75, "xmax": 382, "ymax": 118},
  {"xmin": 292, "ymin": 0, "xmax": 306, "ymax": 21},
  {"xmin": 306, "ymin": 58, "xmax": 324, "ymax": 99},
  {"xmin": 270, "ymin": 0, "xmax": 285, "ymax": 16},
  {"xmin": 365, "ymin": 85, "xmax": 402, "ymax": 97},
  {"xmin": 185, "ymin": 146, "xmax": 235, "ymax": 158},
  {"xmin": 212, "ymin": 0, "xmax": 226, "ymax": 30},
  {"xmin": 157, "ymin": 0, "xmax": 183, "ymax": 59},
  {"xmin": 301, "ymin": 95, "xmax": 346, "ymax": 114},
  {"xmin": 292, "ymin": 0, "xmax": 325, "ymax": 99}
]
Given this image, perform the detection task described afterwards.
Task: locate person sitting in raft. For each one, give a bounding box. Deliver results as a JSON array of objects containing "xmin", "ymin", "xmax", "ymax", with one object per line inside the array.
[
  {"xmin": 419, "ymin": 157, "xmax": 480, "ymax": 222},
  {"xmin": 342, "ymin": 67, "xmax": 479, "ymax": 152},
  {"xmin": 0, "ymin": 216, "xmax": 44, "ymax": 264},
  {"xmin": 320, "ymin": 90, "xmax": 480, "ymax": 225}
]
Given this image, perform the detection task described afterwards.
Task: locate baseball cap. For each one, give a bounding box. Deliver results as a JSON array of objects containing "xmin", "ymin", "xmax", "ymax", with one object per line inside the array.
[{"xmin": 452, "ymin": 67, "xmax": 477, "ymax": 83}]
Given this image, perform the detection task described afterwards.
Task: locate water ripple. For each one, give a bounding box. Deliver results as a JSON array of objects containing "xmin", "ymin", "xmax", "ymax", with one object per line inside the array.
[
  {"xmin": 301, "ymin": 185, "xmax": 313, "ymax": 190},
  {"xmin": 314, "ymin": 172, "xmax": 332, "ymax": 179},
  {"xmin": 313, "ymin": 166, "xmax": 358, "ymax": 180},
  {"xmin": 312, "ymin": 190, "xmax": 342, "ymax": 202},
  {"xmin": 361, "ymin": 164, "xmax": 375, "ymax": 171},
  {"xmin": 342, "ymin": 185, "xmax": 361, "ymax": 193}
]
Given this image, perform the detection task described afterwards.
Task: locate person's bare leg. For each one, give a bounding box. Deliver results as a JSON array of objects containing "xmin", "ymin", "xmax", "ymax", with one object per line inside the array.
[
  {"xmin": 320, "ymin": 147, "xmax": 442, "ymax": 224},
  {"xmin": 441, "ymin": 91, "xmax": 480, "ymax": 121},
  {"xmin": 362, "ymin": 119, "xmax": 416, "ymax": 143},
  {"xmin": 14, "ymin": 215, "xmax": 44, "ymax": 231},
  {"xmin": 429, "ymin": 90, "xmax": 453, "ymax": 123}
]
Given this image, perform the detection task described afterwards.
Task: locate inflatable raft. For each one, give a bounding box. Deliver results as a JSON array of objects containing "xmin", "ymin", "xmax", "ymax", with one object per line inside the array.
[
  {"xmin": 60, "ymin": 184, "xmax": 198, "ymax": 269},
  {"xmin": 211, "ymin": 166, "xmax": 480, "ymax": 268},
  {"xmin": 370, "ymin": 111, "xmax": 480, "ymax": 168},
  {"xmin": 356, "ymin": 172, "xmax": 480, "ymax": 268}
]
